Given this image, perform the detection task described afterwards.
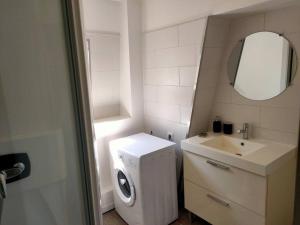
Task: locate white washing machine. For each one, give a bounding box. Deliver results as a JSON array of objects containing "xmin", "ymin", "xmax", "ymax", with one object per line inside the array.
[{"xmin": 109, "ymin": 133, "xmax": 178, "ymax": 225}]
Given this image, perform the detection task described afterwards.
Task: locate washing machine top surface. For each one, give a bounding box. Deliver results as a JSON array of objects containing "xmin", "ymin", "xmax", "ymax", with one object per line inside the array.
[{"xmin": 110, "ymin": 133, "xmax": 175, "ymax": 158}]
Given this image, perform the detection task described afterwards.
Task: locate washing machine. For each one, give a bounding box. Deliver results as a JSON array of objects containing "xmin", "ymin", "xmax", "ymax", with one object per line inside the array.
[{"xmin": 109, "ymin": 133, "xmax": 178, "ymax": 225}]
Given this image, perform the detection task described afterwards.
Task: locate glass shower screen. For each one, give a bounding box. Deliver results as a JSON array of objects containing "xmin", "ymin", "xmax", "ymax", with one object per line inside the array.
[{"xmin": 0, "ymin": 0, "xmax": 96, "ymax": 225}]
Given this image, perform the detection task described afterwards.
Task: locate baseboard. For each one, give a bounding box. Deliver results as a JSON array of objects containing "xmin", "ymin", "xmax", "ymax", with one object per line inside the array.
[{"xmin": 101, "ymin": 188, "xmax": 115, "ymax": 213}]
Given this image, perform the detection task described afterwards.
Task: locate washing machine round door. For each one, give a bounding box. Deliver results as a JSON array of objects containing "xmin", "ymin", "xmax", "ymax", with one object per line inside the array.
[{"xmin": 115, "ymin": 168, "xmax": 135, "ymax": 206}]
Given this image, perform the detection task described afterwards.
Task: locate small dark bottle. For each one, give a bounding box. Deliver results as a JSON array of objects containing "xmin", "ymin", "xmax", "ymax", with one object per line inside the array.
[
  {"xmin": 223, "ymin": 122, "xmax": 233, "ymax": 135},
  {"xmin": 213, "ymin": 116, "xmax": 222, "ymax": 133}
]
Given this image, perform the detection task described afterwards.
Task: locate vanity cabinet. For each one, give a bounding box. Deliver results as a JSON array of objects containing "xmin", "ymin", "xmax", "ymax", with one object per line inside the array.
[{"xmin": 183, "ymin": 151, "xmax": 296, "ymax": 225}]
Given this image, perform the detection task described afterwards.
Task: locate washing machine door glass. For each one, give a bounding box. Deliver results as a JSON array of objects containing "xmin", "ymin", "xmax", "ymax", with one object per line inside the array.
[
  {"xmin": 115, "ymin": 169, "xmax": 135, "ymax": 206},
  {"xmin": 117, "ymin": 171, "xmax": 131, "ymax": 198}
]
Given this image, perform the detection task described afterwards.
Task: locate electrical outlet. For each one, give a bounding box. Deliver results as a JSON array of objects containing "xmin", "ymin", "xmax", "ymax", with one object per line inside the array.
[{"xmin": 167, "ymin": 132, "xmax": 173, "ymax": 141}]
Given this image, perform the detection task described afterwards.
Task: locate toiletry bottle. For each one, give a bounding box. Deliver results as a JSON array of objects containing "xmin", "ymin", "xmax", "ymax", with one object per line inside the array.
[
  {"xmin": 213, "ymin": 116, "xmax": 222, "ymax": 133},
  {"xmin": 223, "ymin": 122, "xmax": 233, "ymax": 135}
]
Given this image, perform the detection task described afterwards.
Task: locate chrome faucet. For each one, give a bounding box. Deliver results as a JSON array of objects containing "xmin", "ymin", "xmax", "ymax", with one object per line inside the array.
[{"xmin": 237, "ymin": 123, "xmax": 249, "ymax": 139}]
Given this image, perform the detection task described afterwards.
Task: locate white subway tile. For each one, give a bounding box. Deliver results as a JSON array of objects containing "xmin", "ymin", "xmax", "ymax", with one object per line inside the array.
[
  {"xmin": 179, "ymin": 66, "xmax": 198, "ymax": 86},
  {"xmin": 211, "ymin": 103, "xmax": 233, "ymax": 123},
  {"xmin": 260, "ymin": 106, "xmax": 300, "ymax": 133},
  {"xmin": 178, "ymin": 87, "xmax": 195, "ymax": 106},
  {"xmin": 253, "ymin": 127, "xmax": 298, "ymax": 145},
  {"xmin": 144, "ymin": 116, "xmax": 166, "ymax": 136},
  {"xmin": 155, "ymin": 46, "xmax": 198, "ymax": 67},
  {"xmin": 231, "ymin": 89, "xmax": 260, "ymax": 106},
  {"xmin": 180, "ymin": 106, "xmax": 193, "ymax": 125},
  {"xmin": 92, "ymin": 70, "xmax": 120, "ymax": 106},
  {"xmin": 157, "ymin": 86, "xmax": 194, "ymax": 106},
  {"xmin": 143, "ymin": 50, "xmax": 157, "ymax": 68},
  {"xmin": 205, "ymin": 18, "xmax": 230, "ymax": 48},
  {"xmin": 89, "ymin": 34, "xmax": 120, "ymax": 72},
  {"xmin": 144, "ymin": 68, "xmax": 179, "ymax": 85},
  {"xmin": 93, "ymin": 104, "xmax": 120, "ymax": 120},
  {"xmin": 265, "ymin": 7, "xmax": 300, "ymax": 34},
  {"xmin": 216, "ymin": 47, "xmax": 232, "ymax": 84},
  {"xmin": 212, "ymin": 103, "xmax": 260, "ymax": 127},
  {"xmin": 190, "ymin": 100, "xmax": 214, "ymax": 135},
  {"xmin": 144, "ymin": 116, "xmax": 189, "ymax": 145},
  {"xmin": 143, "ymin": 85, "xmax": 157, "ymax": 102},
  {"xmin": 218, "ymin": 69, "xmax": 230, "ymax": 85},
  {"xmin": 91, "ymin": 51, "xmax": 120, "ymax": 71},
  {"xmin": 194, "ymin": 86, "xmax": 216, "ymax": 108},
  {"xmin": 197, "ymin": 67, "xmax": 219, "ymax": 88},
  {"xmin": 179, "ymin": 19, "xmax": 206, "ymax": 46},
  {"xmin": 157, "ymin": 86, "xmax": 180, "ymax": 105},
  {"xmin": 260, "ymin": 85, "xmax": 300, "ymax": 108},
  {"xmin": 200, "ymin": 47, "xmax": 223, "ymax": 70},
  {"xmin": 214, "ymin": 83, "xmax": 232, "ymax": 103},
  {"xmin": 144, "ymin": 102, "xmax": 155, "ymax": 116},
  {"xmin": 231, "ymin": 105, "xmax": 260, "ymax": 127},
  {"xmin": 146, "ymin": 103, "xmax": 181, "ymax": 122},
  {"xmin": 229, "ymin": 13, "xmax": 265, "ymax": 42},
  {"xmin": 144, "ymin": 26, "xmax": 178, "ymax": 51},
  {"xmin": 90, "ymin": 34, "xmax": 120, "ymax": 54}
]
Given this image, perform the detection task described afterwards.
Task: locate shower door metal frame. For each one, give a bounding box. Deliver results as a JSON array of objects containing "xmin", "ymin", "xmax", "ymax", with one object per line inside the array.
[{"xmin": 62, "ymin": 0, "xmax": 102, "ymax": 225}]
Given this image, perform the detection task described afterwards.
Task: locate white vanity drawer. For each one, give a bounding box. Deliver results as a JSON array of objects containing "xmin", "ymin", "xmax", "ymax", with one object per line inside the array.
[
  {"xmin": 184, "ymin": 152, "xmax": 266, "ymax": 216},
  {"xmin": 185, "ymin": 180, "xmax": 265, "ymax": 225}
]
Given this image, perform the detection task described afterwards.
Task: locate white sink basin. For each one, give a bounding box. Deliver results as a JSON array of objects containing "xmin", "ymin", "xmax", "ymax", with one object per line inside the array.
[
  {"xmin": 181, "ymin": 134, "xmax": 296, "ymax": 176},
  {"xmin": 202, "ymin": 135, "xmax": 265, "ymax": 157}
]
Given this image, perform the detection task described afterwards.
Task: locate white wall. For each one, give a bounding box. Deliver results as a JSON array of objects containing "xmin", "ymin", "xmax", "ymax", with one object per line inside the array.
[
  {"xmin": 87, "ymin": 32, "xmax": 121, "ymax": 119},
  {"xmin": 90, "ymin": 0, "xmax": 144, "ymax": 212},
  {"xmin": 82, "ymin": 0, "xmax": 300, "ymax": 213},
  {"xmin": 210, "ymin": 8, "xmax": 300, "ymax": 145},
  {"xmin": 143, "ymin": 19, "xmax": 206, "ymax": 174},
  {"xmin": 81, "ymin": 0, "xmax": 120, "ymax": 33},
  {"xmin": 81, "ymin": 0, "xmax": 122, "ymax": 120},
  {"xmin": 142, "ymin": 0, "xmax": 276, "ymax": 31},
  {"xmin": 141, "ymin": 0, "xmax": 284, "ymax": 184}
]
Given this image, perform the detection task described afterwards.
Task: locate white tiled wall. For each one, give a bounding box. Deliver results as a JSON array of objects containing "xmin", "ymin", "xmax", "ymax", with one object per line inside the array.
[
  {"xmin": 87, "ymin": 32, "xmax": 121, "ymax": 119},
  {"xmin": 209, "ymin": 7, "xmax": 300, "ymax": 145},
  {"xmin": 143, "ymin": 19, "xmax": 206, "ymax": 150}
]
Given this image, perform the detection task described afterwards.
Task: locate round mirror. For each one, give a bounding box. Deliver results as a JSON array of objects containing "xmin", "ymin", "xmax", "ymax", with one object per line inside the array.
[{"xmin": 228, "ymin": 31, "xmax": 297, "ymax": 100}]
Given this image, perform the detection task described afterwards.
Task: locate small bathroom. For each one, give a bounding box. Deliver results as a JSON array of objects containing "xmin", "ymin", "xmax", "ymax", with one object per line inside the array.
[{"xmin": 0, "ymin": 0, "xmax": 300, "ymax": 225}]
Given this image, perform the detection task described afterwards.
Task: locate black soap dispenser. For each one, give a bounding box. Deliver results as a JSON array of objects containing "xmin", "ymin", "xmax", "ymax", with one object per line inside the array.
[{"xmin": 213, "ymin": 116, "xmax": 222, "ymax": 133}]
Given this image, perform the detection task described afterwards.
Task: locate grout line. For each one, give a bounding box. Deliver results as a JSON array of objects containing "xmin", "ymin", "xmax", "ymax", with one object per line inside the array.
[
  {"xmin": 143, "ymin": 16, "xmax": 208, "ymax": 33},
  {"xmin": 176, "ymin": 25, "xmax": 180, "ymax": 47},
  {"xmin": 85, "ymin": 30, "xmax": 120, "ymax": 36},
  {"xmin": 143, "ymin": 84, "xmax": 194, "ymax": 88},
  {"xmin": 144, "ymin": 65, "xmax": 198, "ymax": 71},
  {"xmin": 258, "ymin": 105, "xmax": 262, "ymax": 129},
  {"xmin": 144, "ymin": 44, "xmax": 200, "ymax": 53},
  {"xmin": 263, "ymin": 12, "xmax": 266, "ymax": 30},
  {"xmin": 178, "ymin": 66, "xmax": 181, "ymax": 86}
]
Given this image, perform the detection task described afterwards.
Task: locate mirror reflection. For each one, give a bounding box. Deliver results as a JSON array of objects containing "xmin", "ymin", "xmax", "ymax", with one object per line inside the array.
[{"xmin": 228, "ymin": 32, "xmax": 297, "ymax": 100}]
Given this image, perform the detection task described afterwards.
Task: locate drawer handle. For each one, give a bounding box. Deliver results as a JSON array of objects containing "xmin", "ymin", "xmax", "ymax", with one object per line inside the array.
[
  {"xmin": 206, "ymin": 160, "xmax": 230, "ymax": 170},
  {"xmin": 207, "ymin": 194, "xmax": 230, "ymax": 207}
]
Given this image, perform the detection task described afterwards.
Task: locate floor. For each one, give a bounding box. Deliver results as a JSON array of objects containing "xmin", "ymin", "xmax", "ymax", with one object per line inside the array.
[{"xmin": 103, "ymin": 209, "xmax": 211, "ymax": 225}]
